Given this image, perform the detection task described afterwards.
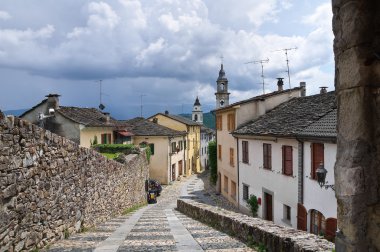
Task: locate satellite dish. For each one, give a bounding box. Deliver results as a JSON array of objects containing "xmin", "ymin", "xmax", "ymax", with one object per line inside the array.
[{"xmin": 99, "ymin": 103, "xmax": 105, "ymax": 110}]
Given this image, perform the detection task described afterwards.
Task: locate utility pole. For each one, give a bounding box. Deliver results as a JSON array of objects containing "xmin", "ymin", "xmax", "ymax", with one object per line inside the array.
[
  {"xmin": 273, "ymin": 47, "xmax": 297, "ymax": 89},
  {"xmin": 140, "ymin": 94, "xmax": 146, "ymax": 117},
  {"xmin": 245, "ymin": 58, "xmax": 269, "ymax": 94}
]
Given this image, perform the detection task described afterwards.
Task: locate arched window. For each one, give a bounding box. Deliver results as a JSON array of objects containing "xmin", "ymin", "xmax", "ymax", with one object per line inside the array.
[{"xmin": 194, "ymin": 114, "xmax": 198, "ymax": 121}]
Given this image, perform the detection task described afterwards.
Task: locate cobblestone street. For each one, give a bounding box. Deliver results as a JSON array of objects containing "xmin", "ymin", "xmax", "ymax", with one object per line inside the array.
[{"xmin": 46, "ymin": 174, "xmax": 255, "ymax": 251}]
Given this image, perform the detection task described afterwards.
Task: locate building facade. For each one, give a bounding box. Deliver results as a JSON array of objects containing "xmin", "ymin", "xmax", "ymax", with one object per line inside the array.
[
  {"xmin": 233, "ymin": 91, "xmax": 337, "ymax": 241},
  {"xmin": 126, "ymin": 117, "xmax": 186, "ymax": 185},
  {"xmin": 20, "ymin": 94, "xmax": 127, "ymax": 148},
  {"xmin": 214, "ymin": 79, "xmax": 304, "ymax": 206},
  {"xmin": 200, "ymin": 126, "xmax": 215, "ymax": 170},
  {"xmin": 148, "ymin": 112, "xmax": 201, "ymax": 176}
]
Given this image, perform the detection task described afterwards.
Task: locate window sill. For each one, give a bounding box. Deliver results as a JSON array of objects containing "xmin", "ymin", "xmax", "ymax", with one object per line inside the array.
[{"xmin": 281, "ymin": 219, "xmax": 292, "ymax": 226}]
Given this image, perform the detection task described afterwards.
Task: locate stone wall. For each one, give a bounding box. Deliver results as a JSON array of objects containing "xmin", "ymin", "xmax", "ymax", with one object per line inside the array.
[
  {"xmin": 177, "ymin": 199, "xmax": 334, "ymax": 252},
  {"xmin": 0, "ymin": 113, "xmax": 149, "ymax": 251}
]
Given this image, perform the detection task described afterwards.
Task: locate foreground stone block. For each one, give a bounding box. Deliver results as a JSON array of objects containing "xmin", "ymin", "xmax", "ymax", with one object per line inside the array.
[{"xmin": 177, "ymin": 199, "xmax": 334, "ymax": 252}]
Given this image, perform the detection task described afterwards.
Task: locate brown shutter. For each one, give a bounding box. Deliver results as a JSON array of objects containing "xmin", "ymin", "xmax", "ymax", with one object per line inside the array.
[
  {"xmin": 311, "ymin": 143, "xmax": 324, "ymax": 179},
  {"xmin": 283, "ymin": 146, "xmax": 293, "ymax": 176},
  {"xmin": 242, "ymin": 141, "xmax": 249, "ymax": 163},
  {"xmin": 325, "ymin": 218, "xmax": 337, "ymax": 241},
  {"xmin": 263, "ymin": 144, "xmax": 272, "ymax": 170},
  {"xmin": 297, "ymin": 203, "xmax": 307, "ymax": 231}
]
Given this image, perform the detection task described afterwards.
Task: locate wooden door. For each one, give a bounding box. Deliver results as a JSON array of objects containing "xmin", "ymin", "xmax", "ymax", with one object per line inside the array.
[
  {"xmin": 297, "ymin": 203, "xmax": 307, "ymax": 231},
  {"xmin": 325, "ymin": 218, "xmax": 337, "ymax": 241},
  {"xmin": 264, "ymin": 192, "xmax": 273, "ymax": 221},
  {"xmin": 178, "ymin": 160, "xmax": 183, "ymax": 176}
]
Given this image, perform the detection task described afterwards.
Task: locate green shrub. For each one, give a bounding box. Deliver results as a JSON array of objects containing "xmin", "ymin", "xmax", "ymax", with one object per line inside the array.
[
  {"xmin": 208, "ymin": 141, "xmax": 217, "ymax": 185},
  {"xmin": 145, "ymin": 146, "xmax": 152, "ymax": 164},
  {"xmin": 247, "ymin": 195, "xmax": 259, "ymax": 217},
  {"xmin": 92, "ymin": 144, "xmax": 135, "ymax": 154}
]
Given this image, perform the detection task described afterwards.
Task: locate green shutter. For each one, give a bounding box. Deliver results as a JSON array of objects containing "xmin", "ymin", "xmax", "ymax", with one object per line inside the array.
[{"xmin": 149, "ymin": 143, "xmax": 155, "ymax": 155}]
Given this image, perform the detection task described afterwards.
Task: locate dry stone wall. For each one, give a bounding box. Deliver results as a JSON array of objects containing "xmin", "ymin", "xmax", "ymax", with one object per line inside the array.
[
  {"xmin": 0, "ymin": 113, "xmax": 149, "ymax": 251},
  {"xmin": 177, "ymin": 199, "xmax": 334, "ymax": 252}
]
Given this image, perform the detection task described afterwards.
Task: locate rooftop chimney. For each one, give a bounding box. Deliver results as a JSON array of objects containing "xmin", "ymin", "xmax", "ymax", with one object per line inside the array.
[
  {"xmin": 165, "ymin": 110, "xmax": 169, "ymax": 115},
  {"xmin": 102, "ymin": 112, "xmax": 110, "ymax": 123},
  {"xmin": 320, "ymin": 87, "xmax": 328, "ymax": 94},
  {"xmin": 300, "ymin": 82, "xmax": 306, "ymax": 97},
  {"xmin": 46, "ymin": 94, "xmax": 60, "ymax": 110},
  {"xmin": 277, "ymin": 78, "xmax": 284, "ymax": 91}
]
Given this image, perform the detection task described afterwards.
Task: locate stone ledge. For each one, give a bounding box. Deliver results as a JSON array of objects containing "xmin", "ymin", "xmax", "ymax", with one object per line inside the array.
[{"xmin": 177, "ymin": 199, "xmax": 334, "ymax": 252}]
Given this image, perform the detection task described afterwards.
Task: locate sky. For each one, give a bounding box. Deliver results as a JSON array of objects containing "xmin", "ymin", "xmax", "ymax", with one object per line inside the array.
[{"xmin": 0, "ymin": 0, "xmax": 334, "ymax": 119}]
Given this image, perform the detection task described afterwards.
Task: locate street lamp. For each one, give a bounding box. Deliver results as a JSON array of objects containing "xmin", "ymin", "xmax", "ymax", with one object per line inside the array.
[{"xmin": 316, "ymin": 162, "xmax": 335, "ymax": 191}]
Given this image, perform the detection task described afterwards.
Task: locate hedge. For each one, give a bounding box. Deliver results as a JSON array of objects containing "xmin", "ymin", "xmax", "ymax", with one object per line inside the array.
[{"xmin": 92, "ymin": 144, "xmax": 137, "ymax": 154}]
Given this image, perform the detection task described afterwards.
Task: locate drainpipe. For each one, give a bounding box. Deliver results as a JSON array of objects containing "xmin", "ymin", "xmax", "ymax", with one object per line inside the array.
[
  {"xmin": 236, "ymin": 135, "xmax": 240, "ymax": 210},
  {"xmin": 296, "ymin": 137, "xmax": 304, "ymax": 204},
  {"xmin": 169, "ymin": 136, "xmax": 173, "ymax": 183}
]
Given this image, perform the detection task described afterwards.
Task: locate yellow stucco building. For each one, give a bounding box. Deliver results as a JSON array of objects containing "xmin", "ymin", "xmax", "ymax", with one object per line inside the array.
[
  {"xmin": 148, "ymin": 112, "xmax": 202, "ymax": 176},
  {"xmin": 20, "ymin": 94, "xmax": 129, "ymax": 148}
]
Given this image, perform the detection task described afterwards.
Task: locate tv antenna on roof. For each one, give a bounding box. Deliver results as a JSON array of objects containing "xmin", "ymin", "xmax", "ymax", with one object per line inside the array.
[
  {"xmin": 245, "ymin": 58, "xmax": 269, "ymax": 94},
  {"xmin": 272, "ymin": 47, "xmax": 297, "ymax": 89},
  {"xmin": 140, "ymin": 94, "xmax": 146, "ymax": 118},
  {"xmin": 96, "ymin": 80, "xmax": 105, "ymax": 110}
]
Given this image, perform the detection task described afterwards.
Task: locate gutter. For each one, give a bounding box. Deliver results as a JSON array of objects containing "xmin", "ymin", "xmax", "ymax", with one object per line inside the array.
[{"xmin": 236, "ymin": 135, "xmax": 240, "ymax": 210}]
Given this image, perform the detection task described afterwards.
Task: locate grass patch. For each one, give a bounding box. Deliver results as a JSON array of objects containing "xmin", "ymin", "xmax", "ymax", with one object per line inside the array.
[
  {"xmin": 101, "ymin": 153, "xmax": 118, "ymax": 159},
  {"xmin": 64, "ymin": 228, "xmax": 70, "ymax": 239},
  {"xmin": 122, "ymin": 203, "xmax": 147, "ymax": 215}
]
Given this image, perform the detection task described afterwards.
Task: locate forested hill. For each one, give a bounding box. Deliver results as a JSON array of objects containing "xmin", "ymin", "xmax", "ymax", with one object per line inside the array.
[{"xmin": 179, "ymin": 112, "xmax": 215, "ymax": 129}]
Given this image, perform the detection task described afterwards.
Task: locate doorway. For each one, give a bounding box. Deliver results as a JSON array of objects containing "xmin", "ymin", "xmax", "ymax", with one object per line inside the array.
[
  {"xmin": 264, "ymin": 192, "xmax": 273, "ymax": 221},
  {"xmin": 171, "ymin": 164, "xmax": 176, "ymax": 181}
]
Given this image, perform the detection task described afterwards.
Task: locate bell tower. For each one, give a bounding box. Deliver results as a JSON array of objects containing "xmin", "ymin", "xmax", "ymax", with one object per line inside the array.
[
  {"xmin": 192, "ymin": 96, "xmax": 203, "ymax": 123},
  {"xmin": 215, "ymin": 64, "xmax": 230, "ymax": 109}
]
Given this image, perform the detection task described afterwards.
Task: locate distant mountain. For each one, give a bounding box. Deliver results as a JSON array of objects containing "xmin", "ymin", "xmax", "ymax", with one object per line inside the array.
[
  {"xmin": 3, "ymin": 109, "xmax": 27, "ymax": 117},
  {"xmin": 179, "ymin": 112, "xmax": 215, "ymax": 129}
]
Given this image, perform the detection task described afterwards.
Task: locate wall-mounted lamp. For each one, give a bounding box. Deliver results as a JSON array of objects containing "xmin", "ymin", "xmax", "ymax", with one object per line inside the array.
[{"xmin": 316, "ymin": 162, "xmax": 335, "ymax": 191}]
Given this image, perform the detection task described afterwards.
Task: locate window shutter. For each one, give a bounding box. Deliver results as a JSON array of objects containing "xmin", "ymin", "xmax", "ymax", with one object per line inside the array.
[
  {"xmin": 242, "ymin": 141, "xmax": 249, "ymax": 163},
  {"xmin": 283, "ymin": 146, "xmax": 293, "ymax": 176},
  {"xmin": 229, "ymin": 148, "xmax": 234, "ymax": 166},
  {"xmin": 312, "ymin": 143, "xmax": 324, "ymax": 179}
]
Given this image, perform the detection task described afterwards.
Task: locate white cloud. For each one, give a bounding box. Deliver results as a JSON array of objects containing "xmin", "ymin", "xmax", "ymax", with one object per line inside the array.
[
  {"xmin": 0, "ymin": 10, "xmax": 11, "ymax": 20},
  {"xmin": 302, "ymin": 3, "xmax": 332, "ymax": 29}
]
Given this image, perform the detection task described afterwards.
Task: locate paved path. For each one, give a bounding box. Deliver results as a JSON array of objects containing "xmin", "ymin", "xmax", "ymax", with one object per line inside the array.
[{"xmin": 46, "ymin": 175, "xmax": 255, "ymax": 252}]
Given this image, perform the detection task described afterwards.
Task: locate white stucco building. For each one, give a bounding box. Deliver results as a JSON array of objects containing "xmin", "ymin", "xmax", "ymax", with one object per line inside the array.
[
  {"xmin": 233, "ymin": 91, "xmax": 337, "ymax": 241},
  {"xmin": 200, "ymin": 126, "xmax": 215, "ymax": 170}
]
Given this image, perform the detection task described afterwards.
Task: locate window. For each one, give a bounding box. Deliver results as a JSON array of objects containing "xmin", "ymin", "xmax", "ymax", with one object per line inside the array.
[
  {"xmin": 229, "ymin": 148, "xmax": 234, "ymax": 166},
  {"xmin": 178, "ymin": 141, "xmax": 183, "ymax": 151},
  {"xmin": 282, "ymin": 145, "xmax": 293, "ymax": 176},
  {"xmin": 149, "ymin": 143, "xmax": 155, "ymax": 155},
  {"xmin": 263, "ymin": 143, "xmax": 272, "ymax": 170},
  {"xmin": 216, "ymin": 115, "xmax": 222, "ymax": 130},
  {"xmin": 101, "ymin": 133, "xmax": 111, "ymax": 144},
  {"xmin": 283, "ymin": 205, "xmax": 291, "ymax": 222},
  {"xmin": 227, "ymin": 113, "xmax": 235, "ymax": 131},
  {"xmin": 231, "ymin": 181, "xmax": 236, "ymax": 200},
  {"xmin": 171, "ymin": 142, "xmax": 177, "ymax": 153},
  {"xmin": 310, "ymin": 210, "xmax": 326, "ymax": 236},
  {"xmin": 242, "ymin": 141, "xmax": 249, "ymax": 164},
  {"xmin": 311, "ymin": 143, "xmax": 324, "ymax": 180},
  {"xmin": 218, "ymin": 145, "xmax": 222, "ymax": 160},
  {"xmin": 242, "ymin": 184, "xmax": 249, "ymax": 201},
  {"xmin": 224, "ymin": 175, "xmax": 228, "ymax": 193}
]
